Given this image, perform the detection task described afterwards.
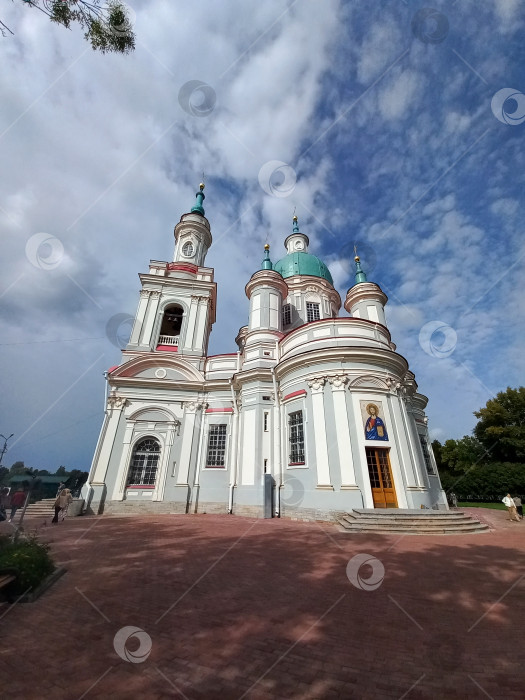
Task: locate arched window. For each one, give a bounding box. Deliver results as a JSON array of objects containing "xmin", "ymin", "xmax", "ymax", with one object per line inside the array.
[
  {"xmin": 127, "ymin": 438, "xmax": 160, "ymax": 485},
  {"xmin": 158, "ymin": 304, "xmax": 184, "ymax": 347}
]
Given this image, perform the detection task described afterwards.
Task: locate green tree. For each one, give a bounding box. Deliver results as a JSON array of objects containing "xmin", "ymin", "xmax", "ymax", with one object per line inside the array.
[
  {"xmin": 440, "ymin": 436, "xmax": 487, "ymax": 475},
  {"xmin": 55, "ymin": 466, "xmax": 68, "ymax": 476},
  {"xmin": 474, "ymin": 387, "xmax": 525, "ymax": 463},
  {"xmin": 2, "ymin": 1, "xmax": 135, "ymax": 54},
  {"xmin": 9, "ymin": 461, "xmax": 26, "ymax": 475}
]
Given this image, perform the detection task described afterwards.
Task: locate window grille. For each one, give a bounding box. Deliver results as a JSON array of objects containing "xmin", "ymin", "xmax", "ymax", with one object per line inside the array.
[
  {"xmin": 128, "ymin": 438, "xmax": 160, "ymax": 485},
  {"xmin": 282, "ymin": 304, "xmax": 291, "ymax": 326},
  {"xmin": 288, "ymin": 411, "xmax": 305, "ymax": 463},
  {"xmin": 206, "ymin": 425, "xmax": 227, "ymax": 467},
  {"xmin": 306, "ymin": 302, "xmax": 320, "ymax": 322}
]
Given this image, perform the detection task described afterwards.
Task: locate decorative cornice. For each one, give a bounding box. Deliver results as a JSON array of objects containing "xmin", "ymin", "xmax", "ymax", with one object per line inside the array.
[
  {"xmin": 245, "ymin": 269, "xmax": 289, "ymax": 300},
  {"xmin": 275, "ymin": 346, "xmax": 408, "ymax": 382},
  {"xmin": 344, "ymin": 282, "xmax": 388, "ymax": 312}
]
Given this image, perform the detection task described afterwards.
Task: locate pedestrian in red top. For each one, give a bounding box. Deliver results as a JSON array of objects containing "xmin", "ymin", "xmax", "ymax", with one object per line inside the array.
[{"xmin": 9, "ymin": 488, "xmax": 26, "ymax": 523}]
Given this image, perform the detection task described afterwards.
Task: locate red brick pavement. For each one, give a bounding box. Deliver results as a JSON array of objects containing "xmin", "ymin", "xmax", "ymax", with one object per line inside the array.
[{"xmin": 0, "ymin": 509, "xmax": 524, "ymax": 699}]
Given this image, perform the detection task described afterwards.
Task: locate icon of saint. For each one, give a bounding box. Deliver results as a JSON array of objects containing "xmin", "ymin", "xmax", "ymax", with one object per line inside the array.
[{"xmin": 365, "ymin": 403, "xmax": 388, "ymax": 441}]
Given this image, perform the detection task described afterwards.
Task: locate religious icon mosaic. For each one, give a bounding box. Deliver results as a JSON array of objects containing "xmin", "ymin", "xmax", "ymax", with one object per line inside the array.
[{"xmin": 360, "ymin": 400, "xmax": 389, "ymax": 441}]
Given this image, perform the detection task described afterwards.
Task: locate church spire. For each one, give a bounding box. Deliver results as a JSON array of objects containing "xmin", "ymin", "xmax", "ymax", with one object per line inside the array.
[
  {"xmin": 292, "ymin": 214, "xmax": 300, "ymax": 234},
  {"xmin": 354, "ymin": 249, "xmax": 367, "ymax": 284},
  {"xmin": 261, "ymin": 243, "xmax": 273, "ymax": 270},
  {"xmin": 191, "ymin": 182, "xmax": 205, "ymax": 216}
]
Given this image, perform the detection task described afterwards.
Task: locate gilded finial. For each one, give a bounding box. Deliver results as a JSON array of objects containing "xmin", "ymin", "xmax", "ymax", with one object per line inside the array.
[
  {"xmin": 199, "ymin": 182, "xmax": 205, "ymax": 190},
  {"xmin": 354, "ymin": 247, "xmax": 367, "ymax": 285},
  {"xmin": 262, "ymin": 242, "xmax": 273, "ymax": 270}
]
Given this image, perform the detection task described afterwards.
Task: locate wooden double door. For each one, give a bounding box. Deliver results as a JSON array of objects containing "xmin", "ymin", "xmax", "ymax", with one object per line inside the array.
[{"xmin": 366, "ymin": 447, "xmax": 397, "ymax": 508}]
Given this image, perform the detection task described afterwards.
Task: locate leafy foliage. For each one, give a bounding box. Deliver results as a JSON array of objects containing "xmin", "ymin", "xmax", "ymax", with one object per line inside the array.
[
  {"xmin": 474, "ymin": 387, "xmax": 525, "ymax": 463},
  {"xmin": 9, "ymin": 1, "xmax": 135, "ymax": 53},
  {"xmin": 440, "ymin": 462, "xmax": 525, "ymax": 501},
  {"xmin": 0, "ymin": 534, "xmax": 55, "ymax": 594},
  {"xmin": 439, "ymin": 436, "xmax": 487, "ymax": 475},
  {"xmin": 9, "ymin": 461, "xmax": 26, "ymax": 475}
]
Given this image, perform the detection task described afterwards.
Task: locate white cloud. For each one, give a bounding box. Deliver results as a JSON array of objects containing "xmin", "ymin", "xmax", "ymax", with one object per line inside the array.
[
  {"xmin": 490, "ymin": 197, "xmax": 519, "ymax": 217},
  {"xmin": 378, "ymin": 69, "xmax": 421, "ymax": 121}
]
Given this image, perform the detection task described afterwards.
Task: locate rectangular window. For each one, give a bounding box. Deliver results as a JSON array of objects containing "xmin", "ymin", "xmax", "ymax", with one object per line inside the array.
[
  {"xmin": 419, "ymin": 435, "xmax": 434, "ymax": 474},
  {"xmin": 306, "ymin": 302, "xmax": 320, "ymax": 322},
  {"xmin": 282, "ymin": 304, "xmax": 291, "ymax": 326},
  {"xmin": 288, "ymin": 411, "xmax": 305, "ymax": 464},
  {"xmin": 263, "ymin": 412, "xmax": 269, "ymax": 432},
  {"xmin": 206, "ymin": 424, "xmax": 227, "ymax": 468}
]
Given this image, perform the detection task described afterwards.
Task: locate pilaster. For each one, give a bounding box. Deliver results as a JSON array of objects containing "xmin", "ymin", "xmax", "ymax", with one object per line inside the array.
[
  {"xmin": 129, "ymin": 290, "xmax": 150, "ymax": 346},
  {"xmin": 327, "ymin": 375, "xmax": 357, "ymax": 487},
  {"xmin": 141, "ymin": 290, "xmax": 161, "ymax": 347},
  {"xmin": 91, "ymin": 395, "xmax": 127, "ymax": 484},
  {"xmin": 177, "ymin": 401, "xmax": 207, "ymax": 484},
  {"xmin": 307, "ymin": 378, "xmax": 332, "ymax": 488}
]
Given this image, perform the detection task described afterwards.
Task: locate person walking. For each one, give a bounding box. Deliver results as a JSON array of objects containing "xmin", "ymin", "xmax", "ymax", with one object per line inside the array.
[
  {"xmin": 8, "ymin": 488, "xmax": 27, "ymax": 523},
  {"xmin": 502, "ymin": 494, "xmax": 521, "ymax": 522},
  {"xmin": 56, "ymin": 482, "xmax": 66, "ymax": 498},
  {"xmin": 52, "ymin": 488, "xmax": 73, "ymax": 524},
  {"xmin": 513, "ymin": 495, "xmax": 523, "ymax": 519}
]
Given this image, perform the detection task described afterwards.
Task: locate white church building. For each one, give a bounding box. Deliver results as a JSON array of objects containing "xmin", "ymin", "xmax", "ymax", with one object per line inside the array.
[{"xmin": 84, "ymin": 184, "xmax": 447, "ymax": 520}]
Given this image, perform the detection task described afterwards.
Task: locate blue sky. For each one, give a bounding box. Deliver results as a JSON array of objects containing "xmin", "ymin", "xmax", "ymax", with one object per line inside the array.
[{"xmin": 0, "ymin": 0, "xmax": 524, "ymax": 470}]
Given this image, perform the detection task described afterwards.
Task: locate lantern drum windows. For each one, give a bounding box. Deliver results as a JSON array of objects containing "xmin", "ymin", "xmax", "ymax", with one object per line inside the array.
[{"xmin": 306, "ymin": 302, "xmax": 320, "ymax": 322}]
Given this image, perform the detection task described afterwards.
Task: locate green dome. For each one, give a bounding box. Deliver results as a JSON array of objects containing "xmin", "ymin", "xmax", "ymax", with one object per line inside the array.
[{"xmin": 273, "ymin": 252, "xmax": 333, "ymax": 285}]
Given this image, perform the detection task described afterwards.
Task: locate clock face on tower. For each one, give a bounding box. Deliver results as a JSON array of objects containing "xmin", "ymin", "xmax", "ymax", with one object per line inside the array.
[{"xmin": 182, "ymin": 241, "xmax": 194, "ymax": 258}]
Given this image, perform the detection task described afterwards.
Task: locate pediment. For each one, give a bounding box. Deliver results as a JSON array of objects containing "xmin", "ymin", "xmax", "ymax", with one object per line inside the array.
[
  {"xmin": 350, "ymin": 375, "xmax": 388, "ymax": 390},
  {"xmin": 128, "ymin": 407, "xmax": 178, "ymax": 423},
  {"xmin": 111, "ymin": 356, "xmax": 204, "ymax": 382}
]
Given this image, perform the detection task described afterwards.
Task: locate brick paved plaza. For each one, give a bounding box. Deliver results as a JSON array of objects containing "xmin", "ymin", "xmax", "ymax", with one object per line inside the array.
[{"xmin": 1, "ymin": 509, "xmax": 524, "ymax": 699}]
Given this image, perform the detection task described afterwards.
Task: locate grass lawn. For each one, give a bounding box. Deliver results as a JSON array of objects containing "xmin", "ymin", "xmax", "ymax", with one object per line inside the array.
[{"xmin": 457, "ymin": 501, "xmax": 507, "ymax": 510}]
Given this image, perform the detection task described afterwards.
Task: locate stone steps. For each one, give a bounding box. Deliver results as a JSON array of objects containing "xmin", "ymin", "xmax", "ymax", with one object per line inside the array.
[
  {"xmin": 338, "ymin": 509, "xmax": 490, "ymax": 535},
  {"xmin": 16, "ymin": 499, "xmax": 57, "ymax": 518}
]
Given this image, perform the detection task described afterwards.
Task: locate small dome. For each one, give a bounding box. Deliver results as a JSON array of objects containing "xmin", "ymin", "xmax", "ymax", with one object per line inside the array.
[{"xmin": 273, "ymin": 252, "xmax": 333, "ymax": 285}]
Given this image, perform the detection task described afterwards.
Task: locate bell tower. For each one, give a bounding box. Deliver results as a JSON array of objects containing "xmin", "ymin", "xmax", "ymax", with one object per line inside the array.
[{"xmin": 126, "ymin": 184, "xmax": 216, "ymax": 365}]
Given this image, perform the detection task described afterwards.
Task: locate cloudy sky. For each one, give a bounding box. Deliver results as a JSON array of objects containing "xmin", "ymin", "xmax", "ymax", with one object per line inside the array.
[{"xmin": 1, "ymin": 0, "xmax": 524, "ymax": 471}]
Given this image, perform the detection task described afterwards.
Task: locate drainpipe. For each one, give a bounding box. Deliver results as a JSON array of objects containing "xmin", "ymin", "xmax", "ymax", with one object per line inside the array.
[
  {"xmin": 271, "ymin": 365, "xmax": 282, "ymax": 518},
  {"xmin": 229, "ymin": 380, "xmax": 239, "ymax": 514}
]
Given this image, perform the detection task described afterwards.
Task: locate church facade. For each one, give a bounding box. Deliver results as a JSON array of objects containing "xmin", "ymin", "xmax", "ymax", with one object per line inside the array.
[{"xmin": 84, "ymin": 185, "xmax": 447, "ymax": 520}]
